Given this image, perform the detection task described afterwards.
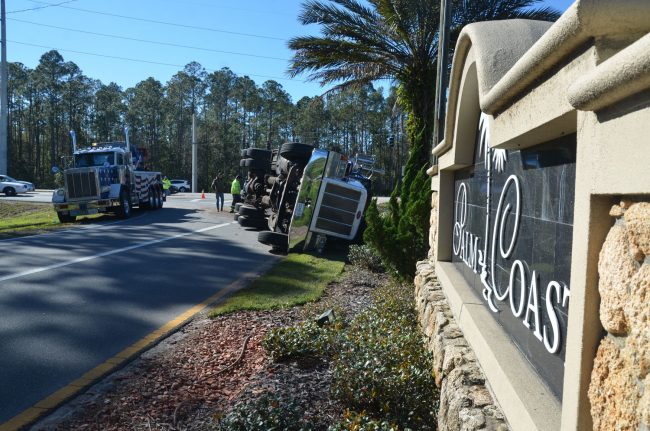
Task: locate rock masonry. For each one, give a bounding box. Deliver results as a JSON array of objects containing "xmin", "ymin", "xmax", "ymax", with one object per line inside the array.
[
  {"xmin": 589, "ymin": 201, "xmax": 650, "ymax": 431},
  {"xmin": 415, "ymin": 260, "xmax": 509, "ymax": 431}
]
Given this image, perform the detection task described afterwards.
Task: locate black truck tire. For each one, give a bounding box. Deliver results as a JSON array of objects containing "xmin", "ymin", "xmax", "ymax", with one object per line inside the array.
[
  {"xmin": 235, "ymin": 202, "xmax": 244, "ymax": 212},
  {"xmin": 238, "ymin": 215, "xmax": 267, "ymax": 229},
  {"xmin": 246, "ymin": 148, "xmax": 272, "ymax": 160},
  {"xmin": 116, "ymin": 188, "xmax": 132, "ymax": 219},
  {"xmin": 238, "ymin": 204, "xmax": 265, "ymax": 218},
  {"xmin": 241, "ymin": 158, "xmax": 271, "ymax": 170},
  {"xmin": 258, "ymin": 231, "xmax": 288, "ymax": 249},
  {"xmin": 280, "ymin": 143, "xmax": 313, "ymax": 163},
  {"xmin": 56, "ymin": 212, "xmax": 76, "ymax": 223}
]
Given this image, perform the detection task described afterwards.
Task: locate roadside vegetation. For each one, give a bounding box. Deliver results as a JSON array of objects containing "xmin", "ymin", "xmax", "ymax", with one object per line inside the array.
[
  {"xmin": 208, "ymin": 252, "xmax": 346, "ymax": 317},
  {"xmin": 0, "ymin": 202, "xmax": 103, "ymax": 239},
  {"xmin": 218, "ymin": 244, "xmax": 438, "ymax": 430}
]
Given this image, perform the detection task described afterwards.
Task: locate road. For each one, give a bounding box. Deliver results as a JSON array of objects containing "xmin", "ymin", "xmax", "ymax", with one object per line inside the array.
[{"xmin": 0, "ymin": 194, "xmax": 280, "ymax": 428}]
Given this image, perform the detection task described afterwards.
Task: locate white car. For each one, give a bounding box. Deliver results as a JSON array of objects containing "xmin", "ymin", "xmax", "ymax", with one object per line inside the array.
[
  {"xmin": 171, "ymin": 179, "xmax": 190, "ymax": 192},
  {"xmin": 0, "ymin": 175, "xmax": 35, "ymax": 192},
  {"xmin": 0, "ymin": 179, "xmax": 30, "ymax": 196}
]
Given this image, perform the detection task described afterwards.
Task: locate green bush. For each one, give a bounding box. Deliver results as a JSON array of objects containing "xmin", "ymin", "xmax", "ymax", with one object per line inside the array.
[
  {"xmin": 217, "ymin": 393, "xmax": 313, "ymax": 431},
  {"xmin": 329, "ymin": 410, "xmax": 400, "ymax": 431},
  {"xmin": 263, "ymin": 320, "xmax": 342, "ymax": 362},
  {"xmin": 364, "ymin": 121, "xmax": 432, "ymax": 280},
  {"xmin": 330, "ymin": 282, "xmax": 437, "ymax": 430},
  {"xmin": 348, "ymin": 244, "xmax": 384, "ymax": 273}
]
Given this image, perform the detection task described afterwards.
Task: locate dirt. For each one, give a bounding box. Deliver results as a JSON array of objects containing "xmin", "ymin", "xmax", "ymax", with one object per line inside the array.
[{"xmin": 32, "ymin": 266, "xmax": 389, "ymax": 431}]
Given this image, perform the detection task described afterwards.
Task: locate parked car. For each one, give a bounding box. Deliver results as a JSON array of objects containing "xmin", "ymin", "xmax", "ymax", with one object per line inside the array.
[
  {"xmin": 0, "ymin": 178, "xmax": 31, "ymax": 196},
  {"xmin": 0, "ymin": 175, "xmax": 35, "ymax": 192},
  {"xmin": 170, "ymin": 179, "xmax": 190, "ymax": 192}
]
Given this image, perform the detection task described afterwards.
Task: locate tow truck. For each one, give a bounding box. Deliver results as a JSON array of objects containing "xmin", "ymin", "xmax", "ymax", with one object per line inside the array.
[
  {"xmin": 52, "ymin": 128, "xmax": 164, "ymax": 223},
  {"xmin": 235, "ymin": 142, "xmax": 380, "ymax": 253}
]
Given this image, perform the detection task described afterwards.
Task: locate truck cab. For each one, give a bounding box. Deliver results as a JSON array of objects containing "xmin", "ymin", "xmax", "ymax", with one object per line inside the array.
[{"xmin": 52, "ymin": 130, "xmax": 163, "ymax": 223}]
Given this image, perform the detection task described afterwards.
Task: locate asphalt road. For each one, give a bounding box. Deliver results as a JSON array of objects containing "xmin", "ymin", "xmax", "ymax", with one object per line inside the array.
[{"xmin": 0, "ymin": 194, "xmax": 280, "ymax": 426}]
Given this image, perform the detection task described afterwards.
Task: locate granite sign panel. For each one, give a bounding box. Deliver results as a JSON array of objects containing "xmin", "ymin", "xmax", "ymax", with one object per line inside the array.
[{"xmin": 451, "ymin": 114, "xmax": 576, "ymax": 398}]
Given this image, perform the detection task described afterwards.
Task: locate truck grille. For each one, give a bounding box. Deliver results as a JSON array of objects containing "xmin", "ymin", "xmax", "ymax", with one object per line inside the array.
[
  {"xmin": 66, "ymin": 171, "xmax": 99, "ymax": 200},
  {"xmin": 312, "ymin": 181, "xmax": 364, "ymax": 238}
]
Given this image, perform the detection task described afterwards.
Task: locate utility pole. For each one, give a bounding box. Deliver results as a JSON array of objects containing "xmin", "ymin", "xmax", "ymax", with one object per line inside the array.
[
  {"xmin": 191, "ymin": 114, "xmax": 197, "ymax": 193},
  {"xmin": 432, "ymin": 0, "xmax": 452, "ymax": 161},
  {"xmin": 0, "ymin": 0, "xmax": 7, "ymax": 175}
]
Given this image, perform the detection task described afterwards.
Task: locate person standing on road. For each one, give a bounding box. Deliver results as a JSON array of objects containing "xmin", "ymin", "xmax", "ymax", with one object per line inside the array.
[
  {"xmin": 211, "ymin": 173, "xmax": 225, "ymax": 211},
  {"xmin": 230, "ymin": 175, "xmax": 242, "ymax": 213},
  {"xmin": 162, "ymin": 176, "xmax": 172, "ymax": 197}
]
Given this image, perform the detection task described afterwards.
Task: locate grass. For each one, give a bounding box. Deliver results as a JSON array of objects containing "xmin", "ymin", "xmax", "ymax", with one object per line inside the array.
[
  {"xmin": 0, "ymin": 201, "xmax": 104, "ymax": 240},
  {"xmin": 209, "ymin": 252, "xmax": 346, "ymax": 317}
]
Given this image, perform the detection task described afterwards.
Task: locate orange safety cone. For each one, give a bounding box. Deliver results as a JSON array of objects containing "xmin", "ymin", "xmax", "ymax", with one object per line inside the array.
[{"xmin": 201, "ymin": 190, "xmax": 206, "ymax": 199}]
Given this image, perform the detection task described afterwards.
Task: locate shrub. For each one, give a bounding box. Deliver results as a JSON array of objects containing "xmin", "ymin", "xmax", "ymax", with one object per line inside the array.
[
  {"xmin": 217, "ymin": 393, "xmax": 313, "ymax": 431},
  {"xmin": 348, "ymin": 244, "xmax": 384, "ymax": 272},
  {"xmin": 329, "ymin": 410, "xmax": 400, "ymax": 431},
  {"xmin": 330, "ymin": 281, "xmax": 437, "ymax": 430},
  {"xmin": 263, "ymin": 320, "xmax": 342, "ymax": 362}
]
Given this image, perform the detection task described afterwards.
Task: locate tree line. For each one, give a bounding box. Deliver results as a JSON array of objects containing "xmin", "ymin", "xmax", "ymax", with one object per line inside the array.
[{"xmin": 7, "ymin": 50, "xmax": 408, "ymax": 193}]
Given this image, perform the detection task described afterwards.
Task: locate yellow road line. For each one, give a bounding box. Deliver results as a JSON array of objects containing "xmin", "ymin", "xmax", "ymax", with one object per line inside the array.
[{"xmin": 0, "ymin": 276, "xmax": 252, "ymax": 431}]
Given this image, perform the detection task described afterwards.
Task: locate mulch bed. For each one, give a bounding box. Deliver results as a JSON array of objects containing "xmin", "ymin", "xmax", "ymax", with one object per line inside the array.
[{"xmin": 35, "ymin": 266, "xmax": 388, "ymax": 431}]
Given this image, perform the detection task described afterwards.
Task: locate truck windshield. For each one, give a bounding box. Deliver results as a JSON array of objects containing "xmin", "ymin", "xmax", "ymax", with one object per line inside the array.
[{"xmin": 75, "ymin": 152, "xmax": 114, "ymax": 168}]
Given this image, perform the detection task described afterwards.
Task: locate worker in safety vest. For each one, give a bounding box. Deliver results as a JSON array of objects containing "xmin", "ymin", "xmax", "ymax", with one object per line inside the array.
[
  {"xmin": 162, "ymin": 176, "xmax": 172, "ymax": 197},
  {"xmin": 230, "ymin": 175, "xmax": 242, "ymax": 212}
]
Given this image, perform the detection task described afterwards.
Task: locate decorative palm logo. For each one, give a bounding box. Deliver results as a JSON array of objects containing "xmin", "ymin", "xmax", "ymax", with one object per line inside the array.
[{"xmin": 478, "ymin": 113, "xmax": 508, "ymax": 173}]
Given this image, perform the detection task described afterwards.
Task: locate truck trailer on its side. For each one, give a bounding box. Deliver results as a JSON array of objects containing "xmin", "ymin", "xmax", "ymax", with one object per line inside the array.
[{"xmin": 52, "ymin": 129, "xmax": 164, "ymax": 223}]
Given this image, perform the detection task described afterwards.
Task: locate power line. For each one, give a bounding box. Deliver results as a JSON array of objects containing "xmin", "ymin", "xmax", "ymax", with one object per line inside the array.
[
  {"xmin": 9, "ymin": 18, "xmax": 290, "ymax": 62},
  {"xmin": 9, "ymin": 40, "xmax": 301, "ymax": 83},
  {"xmin": 7, "ymin": 0, "xmax": 77, "ymax": 14},
  {"xmin": 26, "ymin": 0, "xmax": 286, "ymax": 41}
]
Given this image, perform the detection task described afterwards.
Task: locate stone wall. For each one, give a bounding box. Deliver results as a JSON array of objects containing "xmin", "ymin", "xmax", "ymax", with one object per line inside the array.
[
  {"xmin": 415, "ymin": 261, "xmax": 509, "ymax": 431},
  {"xmin": 588, "ymin": 201, "xmax": 650, "ymax": 431}
]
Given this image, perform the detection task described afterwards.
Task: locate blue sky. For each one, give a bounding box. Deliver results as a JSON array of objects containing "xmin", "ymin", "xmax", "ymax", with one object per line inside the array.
[{"xmin": 7, "ymin": 0, "xmax": 575, "ymax": 102}]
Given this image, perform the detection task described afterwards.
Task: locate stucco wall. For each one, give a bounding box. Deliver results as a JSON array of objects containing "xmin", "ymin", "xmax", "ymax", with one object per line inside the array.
[{"xmin": 588, "ymin": 200, "xmax": 650, "ymax": 431}]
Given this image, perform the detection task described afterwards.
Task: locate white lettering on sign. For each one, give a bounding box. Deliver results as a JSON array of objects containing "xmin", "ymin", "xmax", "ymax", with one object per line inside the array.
[{"xmin": 452, "ymin": 114, "xmax": 571, "ymax": 356}]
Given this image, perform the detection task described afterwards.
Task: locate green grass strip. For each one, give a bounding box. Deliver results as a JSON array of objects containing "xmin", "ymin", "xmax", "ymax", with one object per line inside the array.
[
  {"xmin": 209, "ymin": 252, "xmax": 345, "ymax": 317},
  {"xmin": 0, "ymin": 201, "xmax": 102, "ymax": 239}
]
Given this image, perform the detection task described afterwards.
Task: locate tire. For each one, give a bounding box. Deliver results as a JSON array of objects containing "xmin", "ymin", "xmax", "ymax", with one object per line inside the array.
[
  {"xmin": 238, "ymin": 215, "xmax": 267, "ymax": 229},
  {"xmin": 157, "ymin": 188, "xmax": 164, "ymax": 209},
  {"xmin": 235, "ymin": 202, "xmax": 244, "ymax": 212},
  {"xmin": 238, "ymin": 204, "xmax": 265, "ymax": 218},
  {"xmin": 179, "ymin": 187, "xmax": 187, "ymax": 192},
  {"xmin": 280, "ymin": 143, "xmax": 313, "ymax": 163},
  {"xmin": 144, "ymin": 187, "xmax": 155, "ymax": 209},
  {"xmin": 116, "ymin": 189, "xmax": 132, "ymax": 219},
  {"xmin": 3, "ymin": 187, "xmax": 16, "ymax": 196},
  {"xmin": 246, "ymin": 148, "xmax": 272, "ymax": 160},
  {"xmin": 240, "ymin": 149, "xmax": 248, "ymax": 157},
  {"xmin": 234, "ymin": 213, "xmax": 239, "ymax": 221},
  {"xmin": 258, "ymin": 231, "xmax": 288, "ymax": 248},
  {"xmin": 56, "ymin": 212, "xmax": 76, "ymax": 223},
  {"xmin": 241, "ymin": 158, "xmax": 271, "ymax": 170}
]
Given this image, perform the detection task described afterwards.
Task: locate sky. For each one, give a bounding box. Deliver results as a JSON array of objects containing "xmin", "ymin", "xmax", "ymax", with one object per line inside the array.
[{"xmin": 7, "ymin": 0, "xmax": 575, "ymax": 102}]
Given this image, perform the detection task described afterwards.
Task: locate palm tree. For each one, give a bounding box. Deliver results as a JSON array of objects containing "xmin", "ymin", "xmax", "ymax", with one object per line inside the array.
[
  {"xmin": 289, "ymin": 0, "xmax": 559, "ymax": 170},
  {"xmin": 288, "ymin": 0, "xmax": 560, "ymax": 278}
]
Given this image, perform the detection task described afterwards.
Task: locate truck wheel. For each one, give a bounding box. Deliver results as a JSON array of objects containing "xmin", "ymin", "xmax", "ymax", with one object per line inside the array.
[
  {"xmin": 238, "ymin": 215, "xmax": 267, "ymax": 229},
  {"xmin": 280, "ymin": 143, "xmax": 313, "ymax": 163},
  {"xmin": 238, "ymin": 204, "xmax": 265, "ymax": 218},
  {"xmin": 3, "ymin": 186, "xmax": 16, "ymax": 196},
  {"xmin": 235, "ymin": 202, "xmax": 243, "ymax": 212},
  {"xmin": 234, "ymin": 213, "xmax": 239, "ymax": 221},
  {"xmin": 145, "ymin": 187, "xmax": 155, "ymax": 209},
  {"xmin": 116, "ymin": 189, "xmax": 132, "ymax": 219},
  {"xmin": 57, "ymin": 212, "xmax": 76, "ymax": 223},
  {"xmin": 246, "ymin": 148, "xmax": 272, "ymax": 160},
  {"xmin": 157, "ymin": 188, "xmax": 164, "ymax": 209},
  {"xmin": 241, "ymin": 158, "xmax": 271, "ymax": 170},
  {"xmin": 258, "ymin": 231, "xmax": 288, "ymax": 250}
]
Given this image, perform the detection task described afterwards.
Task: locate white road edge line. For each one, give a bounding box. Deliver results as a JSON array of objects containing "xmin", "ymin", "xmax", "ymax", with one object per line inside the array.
[{"xmin": 0, "ymin": 222, "xmax": 231, "ymax": 283}]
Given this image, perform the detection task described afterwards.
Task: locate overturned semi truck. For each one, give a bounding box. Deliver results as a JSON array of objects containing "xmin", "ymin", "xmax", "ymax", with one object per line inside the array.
[{"xmin": 234, "ymin": 142, "xmax": 380, "ymax": 253}]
